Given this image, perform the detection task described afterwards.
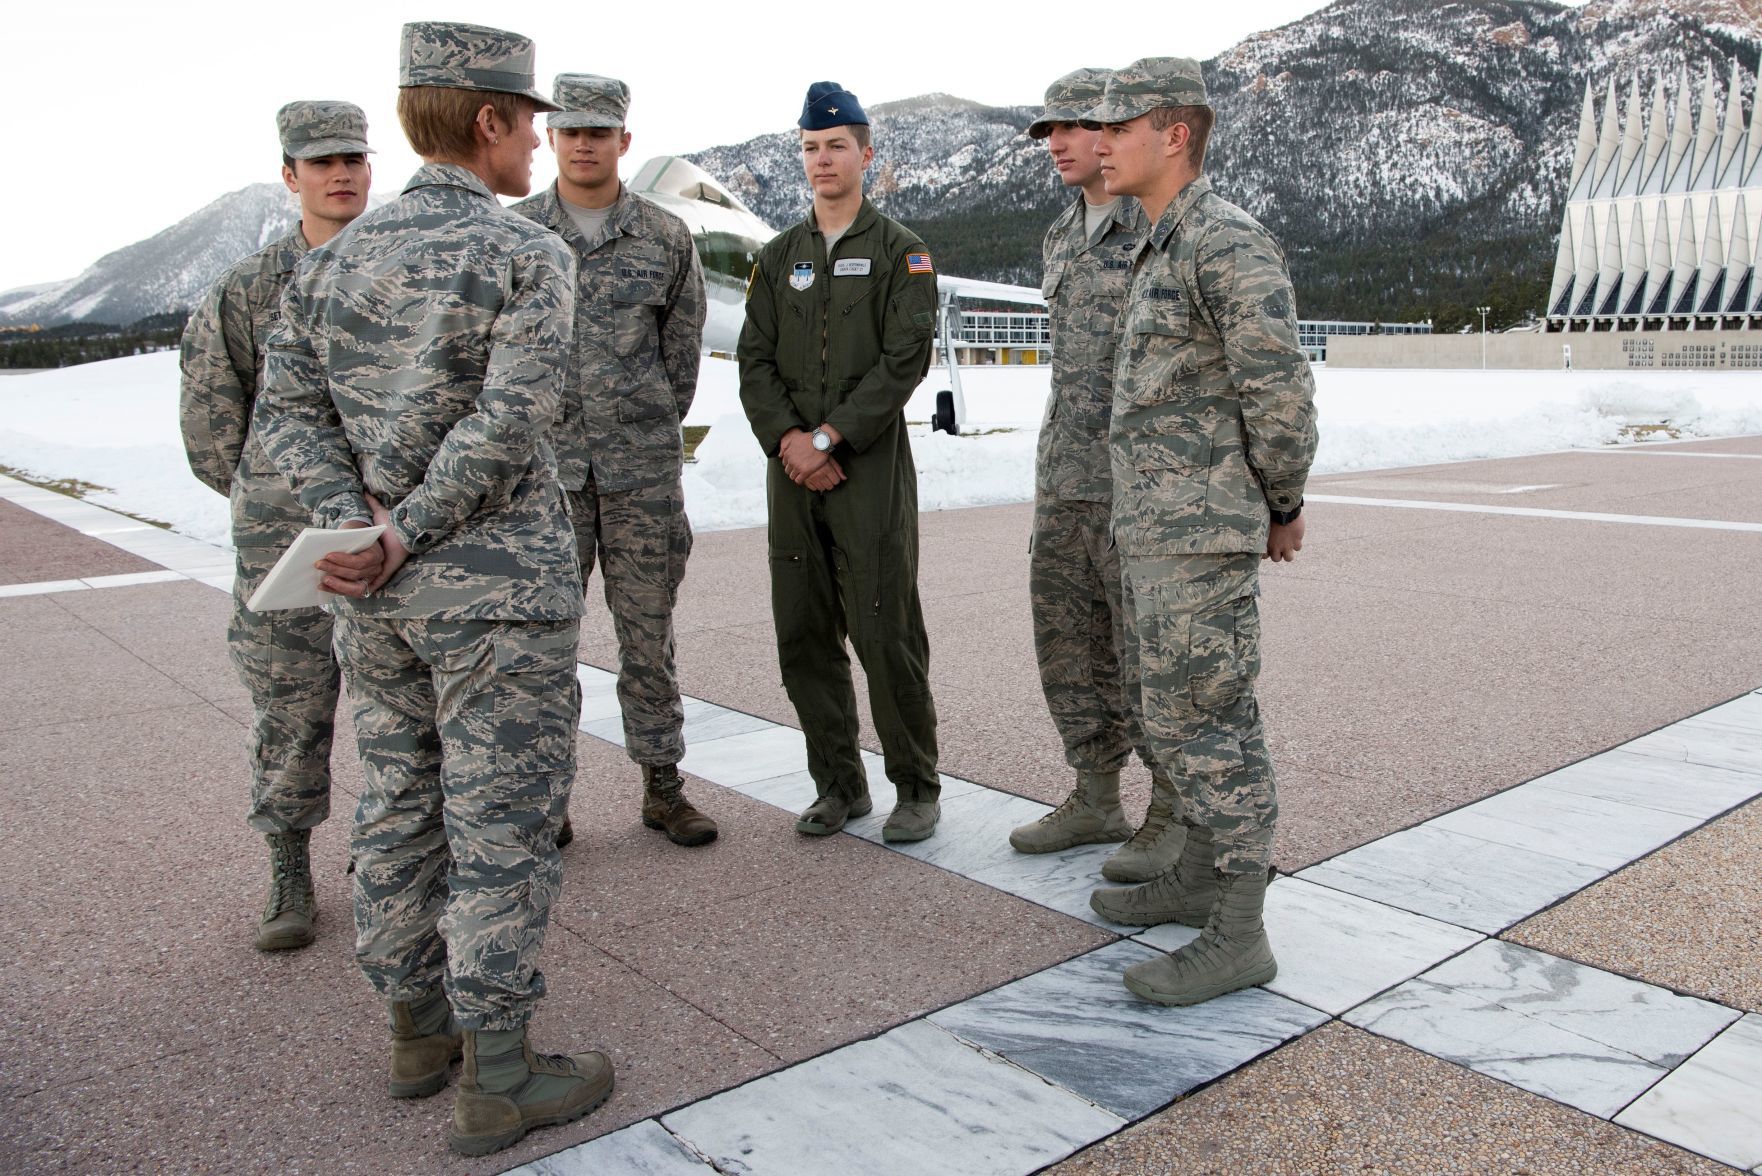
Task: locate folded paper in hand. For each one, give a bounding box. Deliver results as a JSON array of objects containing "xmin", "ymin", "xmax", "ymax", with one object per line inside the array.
[{"xmin": 245, "ymin": 526, "xmax": 387, "ymax": 612}]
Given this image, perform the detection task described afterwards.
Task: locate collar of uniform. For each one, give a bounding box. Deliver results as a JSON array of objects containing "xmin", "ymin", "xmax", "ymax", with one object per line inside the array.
[
  {"xmin": 273, "ymin": 225, "xmax": 312, "ymax": 275},
  {"xmin": 1148, "ymin": 176, "xmax": 1210, "ymax": 252},
  {"xmin": 807, "ymin": 197, "xmax": 878, "ymax": 240},
  {"xmin": 403, "ymin": 162, "xmax": 496, "ymax": 203}
]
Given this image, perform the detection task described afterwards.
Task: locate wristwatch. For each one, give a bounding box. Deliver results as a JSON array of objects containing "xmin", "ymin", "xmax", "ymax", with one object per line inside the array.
[
  {"xmin": 811, "ymin": 427, "xmax": 834, "ymax": 453},
  {"xmin": 1270, "ymin": 500, "xmax": 1303, "ymax": 526}
]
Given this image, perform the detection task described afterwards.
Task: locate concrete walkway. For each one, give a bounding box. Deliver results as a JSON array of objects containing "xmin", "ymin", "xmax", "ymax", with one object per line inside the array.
[{"xmin": 3, "ymin": 436, "xmax": 1760, "ymax": 1174}]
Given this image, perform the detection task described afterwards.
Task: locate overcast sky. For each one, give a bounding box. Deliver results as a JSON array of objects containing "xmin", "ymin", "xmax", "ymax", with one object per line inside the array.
[{"xmin": 2, "ymin": 0, "xmax": 1587, "ymax": 289}]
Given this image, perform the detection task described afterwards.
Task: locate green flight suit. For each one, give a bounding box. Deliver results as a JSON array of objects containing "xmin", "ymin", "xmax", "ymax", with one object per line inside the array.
[{"xmin": 738, "ymin": 199, "xmax": 941, "ymax": 805}]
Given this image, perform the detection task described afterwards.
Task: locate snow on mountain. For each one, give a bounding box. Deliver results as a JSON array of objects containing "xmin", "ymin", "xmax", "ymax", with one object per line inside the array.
[{"xmin": 0, "ymin": 184, "xmax": 299, "ymax": 328}]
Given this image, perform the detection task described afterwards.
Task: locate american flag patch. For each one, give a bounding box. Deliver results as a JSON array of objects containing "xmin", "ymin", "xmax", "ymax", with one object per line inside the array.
[{"xmin": 906, "ymin": 252, "xmax": 933, "ymax": 274}]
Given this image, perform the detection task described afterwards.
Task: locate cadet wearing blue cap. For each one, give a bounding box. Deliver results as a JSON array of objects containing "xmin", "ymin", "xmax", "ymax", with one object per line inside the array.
[{"xmin": 738, "ymin": 81, "xmax": 944, "ymax": 843}]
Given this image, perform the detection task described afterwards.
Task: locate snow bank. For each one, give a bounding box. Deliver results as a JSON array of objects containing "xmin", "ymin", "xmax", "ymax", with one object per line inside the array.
[{"xmin": 2, "ymin": 351, "xmax": 1761, "ymax": 550}]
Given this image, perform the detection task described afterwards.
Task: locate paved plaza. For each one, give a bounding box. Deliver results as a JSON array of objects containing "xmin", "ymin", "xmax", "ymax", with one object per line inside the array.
[{"xmin": 3, "ymin": 436, "xmax": 1761, "ymax": 1174}]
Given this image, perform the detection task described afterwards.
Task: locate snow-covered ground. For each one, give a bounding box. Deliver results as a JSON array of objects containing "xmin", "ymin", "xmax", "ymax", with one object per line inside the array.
[{"xmin": 3, "ymin": 350, "xmax": 1761, "ymax": 547}]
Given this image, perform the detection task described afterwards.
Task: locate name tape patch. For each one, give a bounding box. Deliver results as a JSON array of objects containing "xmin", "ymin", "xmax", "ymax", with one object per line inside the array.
[{"xmin": 834, "ymin": 258, "xmax": 872, "ymax": 277}]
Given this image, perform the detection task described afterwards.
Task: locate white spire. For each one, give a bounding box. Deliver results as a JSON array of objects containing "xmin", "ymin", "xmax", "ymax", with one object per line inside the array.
[
  {"xmin": 1672, "ymin": 200, "xmax": 1701, "ymax": 314},
  {"xmin": 1548, "ymin": 209, "xmax": 1578, "ymax": 314},
  {"xmin": 1575, "ymin": 203, "xmax": 1601, "ymax": 315},
  {"xmin": 1567, "ymin": 80, "xmax": 1598, "ymax": 197},
  {"xmin": 1748, "ymin": 52, "xmax": 1762, "ymax": 178},
  {"xmin": 1621, "ymin": 201, "xmax": 1649, "ymax": 313},
  {"xmin": 1664, "ymin": 66, "xmax": 1695, "ymax": 193},
  {"xmin": 1715, "ymin": 58, "xmax": 1746, "ymax": 186},
  {"xmin": 1646, "ymin": 199, "xmax": 1674, "ymax": 315},
  {"xmin": 1615, "ymin": 74, "xmax": 1645, "ymax": 195},
  {"xmin": 1635, "ymin": 72, "xmax": 1670, "ymax": 195},
  {"xmin": 1598, "ymin": 207, "xmax": 1625, "ymax": 313},
  {"xmin": 1726, "ymin": 192, "xmax": 1752, "ymax": 316},
  {"xmin": 1689, "ymin": 62, "xmax": 1721, "ymax": 189},
  {"xmin": 1593, "ymin": 77, "xmax": 1623, "ymax": 195},
  {"xmin": 1697, "ymin": 193, "xmax": 1726, "ymax": 313}
]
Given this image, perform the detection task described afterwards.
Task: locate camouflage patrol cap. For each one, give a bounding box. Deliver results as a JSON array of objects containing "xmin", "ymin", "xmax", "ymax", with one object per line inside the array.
[
  {"xmin": 548, "ymin": 73, "xmax": 629, "ymax": 129},
  {"xmin": 277, "ymin": 100, "xmax": 373, "ymax": 160},
  {"xmin": 1081, "ymin": 57, "xmax": 1209, "ymax": 127},
  {"xmin": 398, "ymin": 21, "xmax": 561, "ymax": 111},
  {"xmin": 1027, "ymin": 68, "xmax": 1111, "ymax": 139}
]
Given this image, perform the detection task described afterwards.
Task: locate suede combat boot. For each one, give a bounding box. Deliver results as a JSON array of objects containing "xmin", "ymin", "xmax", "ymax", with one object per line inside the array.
[
  {"xmin": 387, "ymin": 989, "xmax": 463, "ymax": 1098},
  {"xmin": 1088, "ymin": 823, "xmax": 1217, "ymax": 926},
  {"xmin": 1122, "ymin": 868, "xmax": 1277, "ymax": 1006},
  {"xmin": 796, "ymin": 791, "xmax": 873, "ymax": 836},
  {"xmin": 256, "ymin": 829, "xmax": 317, "ymax": 952},
  {"xmin": 641, "ymin": 765, "xmax": 718, "ymax": 847},
  {"xmin": 1008, "ymin": 769, "xmax": 1133, "ymax": 854},
  {"xmin": 1101, "ymin": 771, "xmax": 1186, "ymax": 883},
  {"xmin": 449, "ymin": 1026, "xmax": 614, "ymax": 1156},
  {"xmin": 556, "ymin": 816, "xmax": 574, "ymax": 849},
  {"xmin": 883, "ymin": 799, "xmax": 940, "ymax": 843}
]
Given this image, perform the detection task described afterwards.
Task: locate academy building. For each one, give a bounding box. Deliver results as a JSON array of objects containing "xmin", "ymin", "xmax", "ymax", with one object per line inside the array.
[{"xmin": 1546, "ymin": 57, "xmax": 1762, "ymax": 334}]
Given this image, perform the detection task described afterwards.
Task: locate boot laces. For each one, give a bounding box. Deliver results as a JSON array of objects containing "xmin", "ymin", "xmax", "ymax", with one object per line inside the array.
[
  {"xmin": 266, "ymin": 839, "xmax": 312, "ymax": 918},
  {"xmin": 1038, "ymin": 792, "xmax": 1087, "ymax": 825}
]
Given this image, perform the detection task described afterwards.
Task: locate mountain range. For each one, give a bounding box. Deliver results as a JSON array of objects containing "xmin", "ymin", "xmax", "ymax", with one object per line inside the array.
[{"xmin": 4, "ymin": 0, "xmax": 1757, "ymax": 332}]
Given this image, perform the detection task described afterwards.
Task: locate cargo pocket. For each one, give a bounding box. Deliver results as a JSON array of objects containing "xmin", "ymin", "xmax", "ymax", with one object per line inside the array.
[
  {"xmin": 834, "ymin": 532, "xmax": 912, "ymax": 648},
  {"xmin": 489, "ymin": 624, "xmax": 580, "ymax": 777},
  {"xmin": 768, "ymin": 546, "xmax": 813, "ymax": 646},
  {"xmin": 1184, "ymin": 588, "xmax": 1260, "ymax": 711}
]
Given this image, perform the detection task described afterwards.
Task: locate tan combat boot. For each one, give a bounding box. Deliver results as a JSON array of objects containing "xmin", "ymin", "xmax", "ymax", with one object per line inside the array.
[
  {"xmin": 1009, "ymin": 769, "xmax": 1134, "ymax": 854},
  {"xmin": 1088, "ymin": 823, "xmax": 1217, "ymax": 926},
  {"xmin": 641, "ymin": 765, "xmax": 718, "ymax": 847},
  {"xmin": 256, "ymin": 829, "xmax": 317, "ymax": 951},
  {"xmin": 1101, "ymin": 770, "xmax": 1186, "ymax": 882},
  {"xmin": 387, "ymin": 990, "xmax": 463, "ymax": 1098},
  {"xmin": 1122, "ymin": 868, "xmax": 1277, "ymax": 1006},
  {"xmin": 449, "ymin": 1026, "xmax": 614, "ymax": 1156}
]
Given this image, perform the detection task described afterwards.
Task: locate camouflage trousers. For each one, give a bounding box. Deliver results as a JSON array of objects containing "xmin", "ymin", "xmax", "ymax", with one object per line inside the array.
[
  {"xmin": 229, "ymin": 545, "xmax": 340, "ymax": 833},
  {"xmin": 1029, "ymin": 496, "xmax": 1154, "ymax": 775},
  {"xmin": 332, "ymin": 613, "xmax": 581, "ymax": 1031},
  {"xmin": 569, "ymin": 474, "xmax": 692, "ymax": 765},
  {"xmin": 1121, "ymin": 553, "xmax": 1275, "ymax": 874}
]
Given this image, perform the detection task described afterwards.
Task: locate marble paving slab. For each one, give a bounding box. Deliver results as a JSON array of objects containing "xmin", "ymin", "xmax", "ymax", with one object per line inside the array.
[
  {"xmin": 1528, "ymin": 749, "xmax": 1762, "ymax": 821},
  {"xmin": 510, "ymin": 1118, "xmax": 713, "ymax": 1175},
  {"xmin": 678, "ymin": 724, "xmax": 809, "ymax": 789},
  {"xmin": 928, "ymin": 940, "xmax": 1326, "ymax": 1119},
  {"xmin": 0, "ymin": 578, "xmax": 86, "ymax": 597},
  {"xmin": 1681, "ymin": 691, "xmax": 1762, "ymax": 734},
  {"xmin": 963, "ymin": 841, "xmax": 1141, "ymax": 927},
  {"xmin": 1137, "ymin": 876, "xmax": 1484, "ymax": 1016},
  {"xmin": 1296, "ymin": 824, "xmax": 1608, "ymax": 933},
  {"xmin": 1616, "ymin": 1013, "xmax": 1762, "ymax": 1172},
  {"xmin": 660, "ymin": 1018, "xmax": 1124, "ymax": 1176},
  {"xmin": 681, "ymin": 698, "xmax": 778, "ymax": 744},
  {"xmin": 843, "ymin": 787, "xmax": 1049, "ymax": 872},
  {"xmin": 1425, "ymin": 782, "xmax": 1701, "ymax": 871},
  {"xmin": 1622, "ymin": 719, "xmax": 1762, "ymax": 778},
  {"xmin": 1346, "ymin": 940, "xmax": 1739, "ymax": 1118}
]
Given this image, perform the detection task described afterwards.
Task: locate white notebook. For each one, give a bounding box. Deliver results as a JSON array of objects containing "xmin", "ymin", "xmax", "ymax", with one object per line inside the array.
[{"xmin": 245, "ymin": 525, "xmax": 387, "ymax": 612}]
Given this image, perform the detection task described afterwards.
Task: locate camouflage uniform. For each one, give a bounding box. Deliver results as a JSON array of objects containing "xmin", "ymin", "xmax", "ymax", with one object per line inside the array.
[
  {"xmin": 1110, "ymin": 173, "xmax": 1317, "ymax": 875},
  {"xmin": 180, "ymin": 227, "xmax": 339, "ymax": 835},
  {"xmin": 1033, "ymin": 192, "xmax": 1152, "ymax": 777},
  {"xmin": 257, "ymin": 159, "xmax": 583, "ymax": 1029},
  {"xmin": 511, "ymin": 175, "xmax": 704, "ymax": 766}
]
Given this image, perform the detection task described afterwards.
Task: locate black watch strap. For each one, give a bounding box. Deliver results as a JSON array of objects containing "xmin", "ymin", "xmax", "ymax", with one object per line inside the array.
[{"xmin": 1270, "ymin": 501, "xmax": 1303, "ymax": 526}]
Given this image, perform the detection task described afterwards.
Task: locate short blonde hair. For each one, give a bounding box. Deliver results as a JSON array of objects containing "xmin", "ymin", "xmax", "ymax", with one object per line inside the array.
[{"xmin": 398, "ymin": 86, "xmax": 522, "ymax": 159}]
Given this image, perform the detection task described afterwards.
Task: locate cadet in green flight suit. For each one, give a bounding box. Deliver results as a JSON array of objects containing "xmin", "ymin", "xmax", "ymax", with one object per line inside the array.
[{"xmin": 738, "ymin": 82, "xmax": 943, "ymax": 843}]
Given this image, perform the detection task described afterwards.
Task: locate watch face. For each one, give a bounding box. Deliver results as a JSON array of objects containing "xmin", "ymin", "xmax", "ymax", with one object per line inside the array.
[{"xmin": 813, "ymin": 431, "xmax": 832, "ymax": 451}]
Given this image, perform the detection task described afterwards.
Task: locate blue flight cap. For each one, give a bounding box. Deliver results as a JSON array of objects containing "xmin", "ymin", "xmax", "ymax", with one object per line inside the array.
[{"xmin": 799, "ymin": 81, "xmax": 868, "ymax": 130}]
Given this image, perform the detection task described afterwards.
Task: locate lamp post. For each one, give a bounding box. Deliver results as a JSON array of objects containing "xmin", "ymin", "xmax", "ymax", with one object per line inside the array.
[{"xmin": 1477, "ymin": 305, "xmax": 1491, "ymax": 370}]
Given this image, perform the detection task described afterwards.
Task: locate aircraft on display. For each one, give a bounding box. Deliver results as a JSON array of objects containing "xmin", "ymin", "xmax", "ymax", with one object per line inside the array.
[{"xmin": 628, "ymin": 155, "xmax": 1047, "ymax": 434}]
